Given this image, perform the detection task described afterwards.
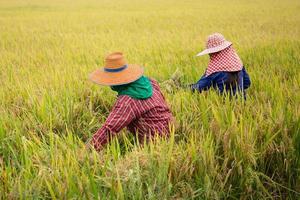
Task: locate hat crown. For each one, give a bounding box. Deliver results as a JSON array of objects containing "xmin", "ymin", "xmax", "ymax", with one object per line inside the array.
[
  {"xmin": 206, "ymin": 33, "xmax": 226, "ymax": 49},
  {"xmin": 105, "ymin": 52, "xmax": 127, "ymax": 69}
]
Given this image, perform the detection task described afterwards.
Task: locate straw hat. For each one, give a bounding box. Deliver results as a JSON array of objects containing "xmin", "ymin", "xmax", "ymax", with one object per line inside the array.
[
  {"xmin": 196, "ymin": 33, "xmax": 232, "ymax": 56},
  {"xmin": 89, "ymin": 52, "xmax": 144, "ymax": 86}
]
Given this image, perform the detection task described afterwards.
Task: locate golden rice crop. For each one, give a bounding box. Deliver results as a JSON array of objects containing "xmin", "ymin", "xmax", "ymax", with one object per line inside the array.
[{"xmin": 0, "ymin": 0, "xmax": 300, "ymax": 199}]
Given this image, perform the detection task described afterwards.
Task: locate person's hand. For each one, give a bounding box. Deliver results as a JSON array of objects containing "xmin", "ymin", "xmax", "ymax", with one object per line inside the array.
[
  {"xmin": 181, "ymin": 84, "xmax": 196, "ymax": 92},
  {"xmin": 190, "ymin": 84, "xmax": 196, "ymax": 92},
  {"xmin": 85, "ymin": 138, "xmax": 94, "ymax": 150},
  {"xmin": 85, "ymin": 137, "xmax": 104, "ymax": 151}
]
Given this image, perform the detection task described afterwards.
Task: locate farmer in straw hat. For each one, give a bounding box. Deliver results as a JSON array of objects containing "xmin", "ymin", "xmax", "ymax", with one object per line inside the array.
[
  {"xmin": 89, "ymin": 52, "xmax": 174, "ymax": 150},
  {"xmin": 189, "ymin": 33, "xmax": 251, "ymax": 98}
]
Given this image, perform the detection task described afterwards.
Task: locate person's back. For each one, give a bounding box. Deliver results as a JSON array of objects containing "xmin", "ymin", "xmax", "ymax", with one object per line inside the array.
[
  {"xmin": 212, "ymin": 68, "xmax": 251, "ymax": 97},
  {"xmin": 126, "ymin": 79, "xmax": 173, "ymax": 140},
  {"xmin": 92, "ymin": 79, "xmax": 173, "ymax": 149}
]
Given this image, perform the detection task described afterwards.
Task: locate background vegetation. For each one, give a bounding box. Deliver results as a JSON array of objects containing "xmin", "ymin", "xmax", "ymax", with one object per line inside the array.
[{"xmin": 0, "ymin": 0, "xmax": 299, "ymax": 199}]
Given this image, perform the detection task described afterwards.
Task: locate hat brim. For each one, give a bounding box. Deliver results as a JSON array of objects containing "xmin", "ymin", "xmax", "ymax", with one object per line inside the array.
[
  {"xmin": 89, "ymin": 64, "xmax": 144, "ymax": 86},
  {"xmin": 196, "ymin": 41, "xmax": 232, "ymax": 56}
]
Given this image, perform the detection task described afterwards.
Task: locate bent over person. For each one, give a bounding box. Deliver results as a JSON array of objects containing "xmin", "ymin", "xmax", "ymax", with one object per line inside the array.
[
  {"xmin": 190, "ymin": 33, "xmax": 251, "ymax": 99},
  {"xmin": 89, "ymin": 52, "xmax": 174, "ymax": 150}
]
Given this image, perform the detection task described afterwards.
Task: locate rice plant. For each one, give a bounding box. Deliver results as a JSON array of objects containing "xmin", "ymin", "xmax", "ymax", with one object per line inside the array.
[{"xmin": 0, "ymin": 0, "xmax": 300, "ymax": 199}]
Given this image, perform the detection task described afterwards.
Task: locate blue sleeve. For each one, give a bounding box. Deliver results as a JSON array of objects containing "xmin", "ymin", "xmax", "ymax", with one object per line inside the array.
[
  {"xmin": 191, "ymin": 73, "xmax": 214, "ymax": 92},
  {"xmin": 242, "ymin": 67, "xmax": 251, "ymax": 89}
]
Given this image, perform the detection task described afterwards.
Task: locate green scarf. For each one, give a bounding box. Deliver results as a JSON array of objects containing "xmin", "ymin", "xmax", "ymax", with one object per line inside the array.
[{"xmin": 111, "ymin": 76, "xmax": 153, "ymax": 99}]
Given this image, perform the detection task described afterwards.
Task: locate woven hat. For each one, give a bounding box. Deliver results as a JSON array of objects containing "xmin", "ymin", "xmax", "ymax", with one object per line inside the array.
[
  {"xmin": 196, "ymin": 33, "xmax": 232, "ymax": 56},
  {"xmin": 89, "ymin": 52, "xmax": 144, "ymax": 86}
]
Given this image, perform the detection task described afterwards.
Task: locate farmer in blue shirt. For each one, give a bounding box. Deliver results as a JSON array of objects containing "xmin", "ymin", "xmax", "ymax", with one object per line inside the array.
[{"xmin": 190, "ymin": 33, "xmax": 251, "ymax": 98}]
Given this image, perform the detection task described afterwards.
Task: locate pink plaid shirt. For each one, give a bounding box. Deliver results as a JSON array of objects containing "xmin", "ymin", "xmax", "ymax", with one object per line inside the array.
[{"xmin": 91, "ymin": 79, "xmax": 173, "ymax": 150}]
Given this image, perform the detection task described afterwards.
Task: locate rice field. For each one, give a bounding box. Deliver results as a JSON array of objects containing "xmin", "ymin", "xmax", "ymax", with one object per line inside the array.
[{"xmin": 0, "ymin": 0, "xmax": 300, "ymax": 199}]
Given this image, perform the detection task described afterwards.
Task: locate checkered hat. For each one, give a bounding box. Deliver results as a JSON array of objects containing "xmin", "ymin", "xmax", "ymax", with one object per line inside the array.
[
  {"xmin": 196, "ymin": 33, "xmax": 243, "ymax": 76},
  {"xmin": 196, "ymin": 33, "xmax": 232, "ymax": 56}
]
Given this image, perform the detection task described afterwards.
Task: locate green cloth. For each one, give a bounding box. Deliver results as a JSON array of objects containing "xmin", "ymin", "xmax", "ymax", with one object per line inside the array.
[{"xmin": 111, "ymin": 76, "xmax": 153, "ymax": 99}]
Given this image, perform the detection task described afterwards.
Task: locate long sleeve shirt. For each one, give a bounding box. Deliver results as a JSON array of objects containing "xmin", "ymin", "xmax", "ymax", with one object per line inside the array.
[
  {"xmin": 191, "ymin": 67, "xmax": 251, "ymax": 97},
  {"xmin": 91, "ymin": 79, "xmax": 173, "ymax": 150}
]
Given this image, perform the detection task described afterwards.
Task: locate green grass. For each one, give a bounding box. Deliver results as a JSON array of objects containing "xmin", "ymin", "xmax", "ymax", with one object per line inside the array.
[{"xmin": 0, "ymin": 0, "xmax": 300, "ymax": 199}]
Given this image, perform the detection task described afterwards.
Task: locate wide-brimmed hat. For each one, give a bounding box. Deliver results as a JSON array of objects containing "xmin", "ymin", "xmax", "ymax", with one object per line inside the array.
[
  {"xmin": 196, "ymin": 33, "xmax": 232, "ymax": 56},
  {"xmin": 89, "ymin": 52, "xmax": 144, "ymax": 86}
]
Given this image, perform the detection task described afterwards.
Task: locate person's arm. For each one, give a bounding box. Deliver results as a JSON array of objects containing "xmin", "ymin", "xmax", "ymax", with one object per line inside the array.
[
  {"xmin": 91, "ymin": 96, "xmax": 135, "ymax": 150},
  {"xmin": 190, "ymin": 73, "xmax": 214, "ymax": 92},
  {"xmin": 242, "ymin": 67, "xmax": 251, "ymax": 89}
]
